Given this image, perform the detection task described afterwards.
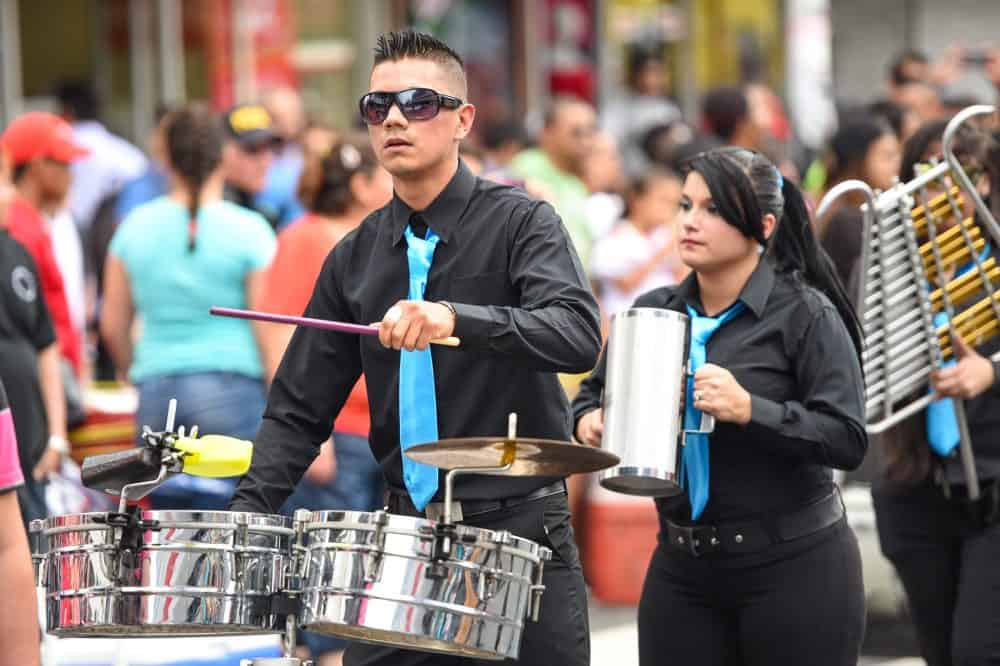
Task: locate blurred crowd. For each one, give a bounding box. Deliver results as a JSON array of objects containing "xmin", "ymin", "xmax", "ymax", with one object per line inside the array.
[{"xmin": 4, "ymin": 42, "xmax": 1000, "ymax": 665}]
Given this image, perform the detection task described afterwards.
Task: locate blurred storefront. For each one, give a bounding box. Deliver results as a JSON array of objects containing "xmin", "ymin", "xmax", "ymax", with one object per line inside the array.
[
  {"xmin": 0, "ymin": 0, "xmax": 389, "ymax": 139},
  {"xmin": 600, "ymin": 0, "xmax": 785, "ymax": 121}
]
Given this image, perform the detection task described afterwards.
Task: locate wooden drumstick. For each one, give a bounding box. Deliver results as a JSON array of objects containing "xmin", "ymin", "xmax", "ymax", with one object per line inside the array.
[{"xmin": 209, "ymin": 307, "xmax": 462, "ymax": 347}]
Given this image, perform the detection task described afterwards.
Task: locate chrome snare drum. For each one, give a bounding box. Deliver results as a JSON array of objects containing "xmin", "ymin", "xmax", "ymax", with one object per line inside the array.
[
  {"xmin": 296, "ymin": 510, "xmax": 551, "ymax": 661},
  {"xmin": 600, "ymin": 307, "xmax": 714, "ymax": 496},
  {"xmin": 34, "ymin": 510, "xmax": 295, "ymax": 637}
]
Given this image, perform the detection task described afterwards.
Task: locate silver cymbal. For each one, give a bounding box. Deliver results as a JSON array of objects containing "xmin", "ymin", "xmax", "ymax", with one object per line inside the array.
[{"xmin": 404, "ymin": 437, "xmax": 619, "ymax": 476}]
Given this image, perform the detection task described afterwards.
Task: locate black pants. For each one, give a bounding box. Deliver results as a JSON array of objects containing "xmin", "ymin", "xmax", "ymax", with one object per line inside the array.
[
  {"xmin": 873, "ymin": 481, "xmax": 1000, "ymax": 666},
  {"xmin": 638, "ymin": 518, "xmax": 864, "ymax": 666},
  {"xmin": 344, "ymin": 491, "xmax": 590, "ymax": 666}
]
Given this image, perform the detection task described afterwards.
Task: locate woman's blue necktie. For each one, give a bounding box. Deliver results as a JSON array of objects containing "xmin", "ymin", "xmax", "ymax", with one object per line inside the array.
[{"xmin": 681, "ymin": 301, "xmax": 745, "ymax": 520}]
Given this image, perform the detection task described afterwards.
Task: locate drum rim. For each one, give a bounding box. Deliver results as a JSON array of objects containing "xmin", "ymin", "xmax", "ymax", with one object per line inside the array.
[
  {"xmin": 612, "ymin": 307, "xmax": 688, "ymax": 324},
  {"xmin": 42, "ymin": 510, "xmax": 295, "ymax": 533},
  {"xmin": 304, "ymin": 510, "xmax": 546, "ymax": 557}
]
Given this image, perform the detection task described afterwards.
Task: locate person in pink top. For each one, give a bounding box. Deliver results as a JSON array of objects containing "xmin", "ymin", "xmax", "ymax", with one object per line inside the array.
[{"xmin": 0, "ymin": 353, "xmax": 42, "ymax": 666}]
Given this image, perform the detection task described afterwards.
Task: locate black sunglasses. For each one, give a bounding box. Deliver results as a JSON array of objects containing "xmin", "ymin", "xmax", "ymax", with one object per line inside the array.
[{"xmin": 359, "ymin": 87, "xmax": 463, "ymax": 125}]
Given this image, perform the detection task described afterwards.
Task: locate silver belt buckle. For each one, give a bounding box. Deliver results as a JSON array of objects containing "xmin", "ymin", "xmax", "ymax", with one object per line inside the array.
[{"xmin": 425, "ymin": 501, "xmax": 463, "ymax": 523}]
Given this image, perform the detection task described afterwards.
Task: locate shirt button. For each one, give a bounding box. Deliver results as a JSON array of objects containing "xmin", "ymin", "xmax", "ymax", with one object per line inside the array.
[
  {"xmin": 677, "ymin": 536, "xmax": 685, "ymax": 545},
  {"xmin": 734, "ymin": 534, "xmax": 744, "ymax": 544},
  {"xmin": 710, "ymin": 537, "xmax": 719, "ymax": 546}
]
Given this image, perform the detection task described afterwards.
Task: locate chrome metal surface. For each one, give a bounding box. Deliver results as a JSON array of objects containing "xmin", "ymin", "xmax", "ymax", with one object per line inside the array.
[
  {"xmin": 298, "ymin": 510, "xmax": 551, "ymax": 661},
  {"xmin": 37, "ymin": 511, "xmax": 294, "ymax": 637},
  {"xmin": 599, "ymin": 308, "xmax": 691, "ymax": 496}
]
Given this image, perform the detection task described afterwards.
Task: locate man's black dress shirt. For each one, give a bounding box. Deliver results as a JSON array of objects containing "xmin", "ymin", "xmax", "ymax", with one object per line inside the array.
[
  {"xmin": 572, "ymin": 259, "xmax": 868, "ymax": 524},
  {"xmin": 232, "ymin": 162, "xmax": 601, "ymax": 513}
]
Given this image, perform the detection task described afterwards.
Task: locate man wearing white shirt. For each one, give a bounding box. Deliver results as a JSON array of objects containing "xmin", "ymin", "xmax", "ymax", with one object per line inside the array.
[{"xmin": 55, "ymin": 81, "xmax": 147, "ymax": 233}]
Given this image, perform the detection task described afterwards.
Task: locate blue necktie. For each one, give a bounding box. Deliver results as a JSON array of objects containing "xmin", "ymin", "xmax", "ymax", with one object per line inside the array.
[
  {"xmin": 924, "ymin": 244, "xmax": 990, "ymax": 457},
  {"xmin": 399, "ymin": 220, "xmax": 441, "ymax": 510},
  {"xmin": 926, "ymin": 311, "xmax": 960, "ymax": 456},
  {"xmin": 680, "ymin": 301, "xmax": 745, "ymax": 520}
]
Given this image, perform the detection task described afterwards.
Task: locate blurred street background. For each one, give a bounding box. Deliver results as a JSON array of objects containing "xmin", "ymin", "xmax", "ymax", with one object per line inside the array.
[{"xmin": 5, "ymin": 1, "xmax": 1000, "ymax": 664}]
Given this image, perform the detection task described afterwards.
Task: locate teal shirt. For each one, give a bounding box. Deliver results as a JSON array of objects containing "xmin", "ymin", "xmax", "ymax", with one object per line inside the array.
[
  {"xmin": 109, "ymin": 197, "xmax": 277, "ymax": 382},
  {"xmin": 509, "ymin": 148, "xmax": 592, "ymax": 269}
]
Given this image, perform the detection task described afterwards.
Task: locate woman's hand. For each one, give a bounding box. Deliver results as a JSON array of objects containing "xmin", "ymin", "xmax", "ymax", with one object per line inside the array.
[
  {"xmin": 576, "ymin": 408, "xmax": 603, "ymax": 446},
  {"xmin": 932, "ymin": 335, "xmax": 996, "ymax": 400},
  {"xmin": 693, "ymin": 364, "xmax": 752, "ymax": 425}
]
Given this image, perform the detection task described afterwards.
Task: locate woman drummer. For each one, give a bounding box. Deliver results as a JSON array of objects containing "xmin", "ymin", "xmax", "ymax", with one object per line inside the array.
[{"xmin": 573, "ymin": 146, "xmax": 867, "ymax": 666}]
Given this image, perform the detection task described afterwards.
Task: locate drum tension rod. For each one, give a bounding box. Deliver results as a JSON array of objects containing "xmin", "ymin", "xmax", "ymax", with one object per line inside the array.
[{"xmin": 530, "ymin": 552, "xmax": 552, "ymax": 622}]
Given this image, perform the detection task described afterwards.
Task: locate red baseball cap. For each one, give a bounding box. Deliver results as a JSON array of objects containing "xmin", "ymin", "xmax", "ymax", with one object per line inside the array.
[{"xmin": 0, "ymin": 112, "xmax": 90, "ymax": 166}]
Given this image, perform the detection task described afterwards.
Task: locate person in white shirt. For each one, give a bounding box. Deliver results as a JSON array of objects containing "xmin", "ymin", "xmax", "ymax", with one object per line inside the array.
[
  {"xmin": 590, "ymin": 167, "xmax": 686, "ymax": 326},
  {"xmin": 55, "ymin": 81, "xmax": 147, "ymax": 233}
]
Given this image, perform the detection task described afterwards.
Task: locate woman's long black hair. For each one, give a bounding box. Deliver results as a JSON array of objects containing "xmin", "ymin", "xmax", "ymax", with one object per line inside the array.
[
  {"xmin": 165, "ymin": 104, "xmax": 223, "ymax": 252},
  {"xmin": 683, "ymin": 147, "xmax": 864, "ymax": 360}
]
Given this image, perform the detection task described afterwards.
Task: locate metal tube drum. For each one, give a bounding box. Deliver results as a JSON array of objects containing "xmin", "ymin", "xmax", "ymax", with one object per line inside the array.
[{"xmin": 600, "ymin": 308, "xmax": 690, "ymax": 496}]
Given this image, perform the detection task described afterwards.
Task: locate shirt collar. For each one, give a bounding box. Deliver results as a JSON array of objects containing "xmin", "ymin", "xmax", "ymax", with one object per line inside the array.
[
  {"xmin": 674, "ymin": 257, "xmax": 775, "ymax": 319},
  {"xmin": 390, "ymin": 160, "xmax": 477, "ymax": 246}
]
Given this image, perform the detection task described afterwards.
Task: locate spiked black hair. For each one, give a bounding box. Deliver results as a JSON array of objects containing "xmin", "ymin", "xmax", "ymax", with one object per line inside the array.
[
  {"xmin": 373, "ymin": 31, "xmax": 467, "ymax": 97},
  {"xmin": 375, "ymin": 31, "xmax": 463, "ymax": 67}
]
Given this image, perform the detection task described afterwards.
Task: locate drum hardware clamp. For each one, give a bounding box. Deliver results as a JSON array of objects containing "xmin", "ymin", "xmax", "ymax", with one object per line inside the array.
[{"xmin": 427, "ymin": 415, "xmax": 520, "ymax": 580}]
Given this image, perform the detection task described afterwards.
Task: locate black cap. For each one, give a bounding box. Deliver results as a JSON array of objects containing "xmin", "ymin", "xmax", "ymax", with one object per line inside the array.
[{"xmin": 222, "ymin": 104, "xmax": 279, "ymax": 149}]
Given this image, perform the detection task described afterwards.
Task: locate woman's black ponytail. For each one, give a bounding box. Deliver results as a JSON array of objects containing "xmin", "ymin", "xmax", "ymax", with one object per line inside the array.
[{"xmin": 771, "ymin": 176, "xmax": 864, "ymax": 360}]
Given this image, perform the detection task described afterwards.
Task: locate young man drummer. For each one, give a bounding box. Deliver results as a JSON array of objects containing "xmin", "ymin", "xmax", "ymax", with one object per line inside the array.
[{"xmin": 230, "ymin": 31, "xmax": 600, "ymax": 665}]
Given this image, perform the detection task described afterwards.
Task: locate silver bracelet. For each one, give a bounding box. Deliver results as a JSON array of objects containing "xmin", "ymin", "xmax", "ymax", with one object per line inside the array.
[{"xmin": 436, "ymin": 300, "xmax": 458, "ymax": 319}]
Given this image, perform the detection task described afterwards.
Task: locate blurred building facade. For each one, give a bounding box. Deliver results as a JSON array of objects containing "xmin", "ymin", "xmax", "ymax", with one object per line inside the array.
[
  {"xmin": 831, "ymin": 0, "xmax": 1000, "ymax": 105},
  {"xmin": 0, "ymin": 0, "xmax": 790, "ymax": 142}
]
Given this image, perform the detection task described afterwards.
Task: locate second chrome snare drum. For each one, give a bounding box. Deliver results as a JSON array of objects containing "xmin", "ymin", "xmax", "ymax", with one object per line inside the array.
[
  {"xmin": 297, "ymin": 510, "xmax": 550, "ymax": 661},
  {"xmin": 34, "ymin": 510, "xmax": 295, "ymax": 637}
]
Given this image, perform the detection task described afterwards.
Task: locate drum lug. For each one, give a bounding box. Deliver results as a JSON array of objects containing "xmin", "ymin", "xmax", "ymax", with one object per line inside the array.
[
  {"xmin": 364, "ymin": 511, "xmax": 389, "ymax": 584},
  {"xmin": 291, "ymin": 509, "xmax": 312, "ymax": 585},
  {"xmin": 29, "ymin": 520, "xmax": 47, "ymax": 588},
  {"xmin": 529, "ymin": 549, "xmax": 552, "ymax": 622},
  {"xmin": 234, "ymin": 513, "xmax": 251, "ymax": 585},
  {"xmin": 477, "ymin": 568, "xmax": 499, "ymax": 602},
  {"xmin": 477, "ymin": 529, "xmax": 510, "ymax": 601},
  {"xmin": 490, "ymin": 530, "xmax": 513, "ymax": 546}
]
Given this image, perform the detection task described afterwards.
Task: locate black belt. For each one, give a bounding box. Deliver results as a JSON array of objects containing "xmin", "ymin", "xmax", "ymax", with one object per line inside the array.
[
  {"xmin": 663, "ymin": 489, "xmax": 845, "ymax": 557},
  {"xmin": 386, "ymin": 481, "xmax": 566, "ymax": 521},
  {"xmin": 934, "ymin": 474, "xmax": 1000, "ymax": 527}
]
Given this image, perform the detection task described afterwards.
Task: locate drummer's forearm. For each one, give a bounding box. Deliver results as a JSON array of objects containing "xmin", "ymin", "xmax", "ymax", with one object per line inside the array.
[
  {"xmin": 231, "ymin": 417, "xmax": 322, "ymax": 513},
  {"xmin": 451, "ymin": 301, "xmax": 600, "ymax": 373}
]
